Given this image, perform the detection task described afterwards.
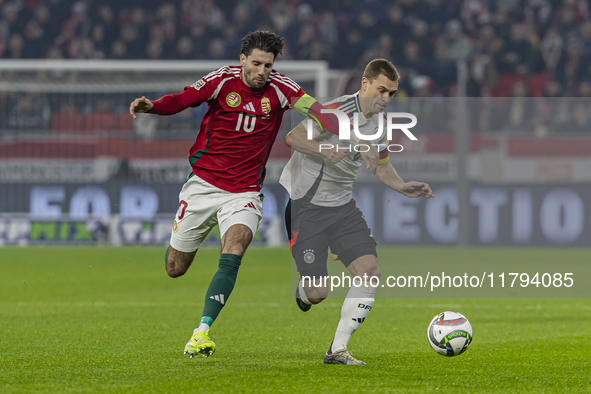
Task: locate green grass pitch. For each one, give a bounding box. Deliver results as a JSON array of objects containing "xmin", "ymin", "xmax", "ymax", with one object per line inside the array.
[{"xmin": 1, "ymin": 247, "xmax": 590, "ymax": 393}]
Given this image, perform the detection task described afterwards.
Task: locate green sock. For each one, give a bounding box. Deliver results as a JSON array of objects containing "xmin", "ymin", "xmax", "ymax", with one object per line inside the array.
[
  {"xmin": 201, "ymin": 254, "xmax": 242, "ymax": 326},
  {"xmin": 164, "ymin": 246, "xmax": 169, "ymax": 270}
]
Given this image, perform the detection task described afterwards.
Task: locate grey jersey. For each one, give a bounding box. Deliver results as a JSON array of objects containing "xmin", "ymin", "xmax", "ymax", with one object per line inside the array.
[{"xmin": 280, "ymin": 93, "xmax": 388, "ymax": 207}]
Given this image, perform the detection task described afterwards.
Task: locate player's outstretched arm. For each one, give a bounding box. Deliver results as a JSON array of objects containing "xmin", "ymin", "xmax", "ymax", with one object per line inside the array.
[
  {"xmin": 130, "ymin": 83, "xmax": 210, "ymax": 118},
  {"xmin": 376, "ymin": 161, "xmax": 434, "ymax": 198},
  {"xmin": 286, "ymin": 123, "xmax": 347, "ymax": 164},
  {"xmin": 129, "ymin": 96, "xmax": 153, "ymax": 119}
]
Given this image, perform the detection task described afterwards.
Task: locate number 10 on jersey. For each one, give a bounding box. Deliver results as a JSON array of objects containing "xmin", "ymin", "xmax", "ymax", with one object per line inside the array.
[{"xmin": 235, "ymin": 113, "xmax": 256, "ymax": 133}]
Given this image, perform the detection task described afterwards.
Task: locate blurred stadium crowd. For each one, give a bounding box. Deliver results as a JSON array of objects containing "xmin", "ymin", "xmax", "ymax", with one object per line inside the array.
[
  {"xmin": 1, "ymin": 0, "xmax": 591, "ymax": 136},
  {"xmin": 3, "ymin": 0, "xmax": 591, "ymax": 96}
]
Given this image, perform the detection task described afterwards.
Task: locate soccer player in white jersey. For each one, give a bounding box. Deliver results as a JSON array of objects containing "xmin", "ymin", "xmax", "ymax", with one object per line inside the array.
[{"xmin": 280, "ymin": 58, "xmax": 435, "ymax": 365}]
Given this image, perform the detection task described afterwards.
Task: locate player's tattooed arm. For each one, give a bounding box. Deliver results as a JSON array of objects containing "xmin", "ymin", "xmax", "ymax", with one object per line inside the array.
[
  {"xmin": 375, "ymin": 162, "xmax": 434, "ymax": 198},
  {"xmin": 285, "ymin": 123, "xmax": 347, "ymax": 164}
]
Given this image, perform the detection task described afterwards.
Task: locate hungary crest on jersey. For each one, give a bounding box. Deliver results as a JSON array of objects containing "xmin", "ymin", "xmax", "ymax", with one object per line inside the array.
[{"xmin": 261, "ymin": 97, "xmax": 271, "ymax": 114}]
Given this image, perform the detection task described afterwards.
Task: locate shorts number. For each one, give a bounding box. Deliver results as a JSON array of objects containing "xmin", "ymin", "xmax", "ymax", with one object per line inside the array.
[{"xmin": 178, "ymin": 200, "xmax": 188, "ymax": 220}]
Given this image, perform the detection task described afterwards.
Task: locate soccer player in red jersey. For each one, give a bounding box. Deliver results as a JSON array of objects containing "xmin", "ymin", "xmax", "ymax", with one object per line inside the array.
[{"xmin": 129, "ymin": 31, "xmax": 374, "ymax": 358}]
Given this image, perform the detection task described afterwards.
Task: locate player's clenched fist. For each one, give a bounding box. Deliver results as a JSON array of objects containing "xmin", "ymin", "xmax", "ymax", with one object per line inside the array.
[{"xmin": 129, "ymin": 96, "xmax": 153, "ymax": 119}]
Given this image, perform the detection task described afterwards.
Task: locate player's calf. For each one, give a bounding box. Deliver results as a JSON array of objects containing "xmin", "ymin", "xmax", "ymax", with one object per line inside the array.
[
  {"xmin": 165, "ymin": 245, "xmax": 196, "ymax": 278},
  {"xmin": 360, "ymin": 265, "xmax": 381, "ymax": 284},
  {"xmin": 220, "ymin": 224, "xmax": 253, "ymax": 257}
]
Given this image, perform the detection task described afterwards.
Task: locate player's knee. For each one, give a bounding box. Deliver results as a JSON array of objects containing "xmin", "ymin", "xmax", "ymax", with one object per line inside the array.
[
  {"xmin": 166, "ymin": 259, "xmax": 188, "ymax": 278},
  {"xmin": 165, "ymin": 247, "xmax": 196, "ymax": 278},
  {"xmin": 166, "ymin": 266, "xmax": 184, "ymax": 278},
  {"xmin": 366, "ymin": 265, "xmax": 381, "ymax": 280},
  {"xmin": 305, "ymin": 285, "xmax": 328, "ymax": 303}
]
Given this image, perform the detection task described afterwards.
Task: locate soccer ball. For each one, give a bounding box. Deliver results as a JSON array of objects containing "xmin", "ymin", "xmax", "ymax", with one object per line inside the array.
[{"xmin": 427, "ymin": 311, "xmax": 473, "ymax": 357}]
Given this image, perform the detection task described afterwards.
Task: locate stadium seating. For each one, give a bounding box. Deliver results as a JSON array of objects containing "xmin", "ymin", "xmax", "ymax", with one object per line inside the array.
[
  {"xmin": 83, "ymin": 112, "xmax": 115, "ymax": 132},
  {"xmin": 492, "ymin": 74, "xmax": 525, "ymax": 97},
  {"xmin": 528, "ymin": 74, "xmax": 551, "ymax": 97},
  {"xmin": 51, "ymin": 109, "xmax": 83, "ymax": 133}
]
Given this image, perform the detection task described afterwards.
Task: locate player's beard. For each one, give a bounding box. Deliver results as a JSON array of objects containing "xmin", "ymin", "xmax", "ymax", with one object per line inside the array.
[{"xmin": 245, "ymin": 70, "xmax": 266, "ymax": 89}]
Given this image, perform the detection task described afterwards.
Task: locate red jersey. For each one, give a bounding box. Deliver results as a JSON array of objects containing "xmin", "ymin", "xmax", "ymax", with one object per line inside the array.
[{"xmin": 148, "ymin": 65, "xmax": 305, "ymax": 193}]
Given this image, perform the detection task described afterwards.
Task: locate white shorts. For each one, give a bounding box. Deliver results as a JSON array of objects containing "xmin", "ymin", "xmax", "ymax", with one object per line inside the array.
[{"xmin": 169, "ymin": 175, "xmax": 263, "ymax": 252}]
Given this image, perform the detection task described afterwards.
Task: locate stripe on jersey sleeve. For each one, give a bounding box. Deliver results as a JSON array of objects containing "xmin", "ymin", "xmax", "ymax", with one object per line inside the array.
[
  {"xmin": 337, "ymin": 102, "xmax": 356, "ymax": 114},
  {"xmin": 202, "ymin": 66, "xmax": 241, "ymax": 81},
  {"xmin": 209, "ymin": 77, "xmax": 234, "ymax": 101},
  {"xmin": 270, "ymin": 83, "xmax": 289, "ymax": 108},
  {"xmin": 269, "ymin": 72, "xmax": 301, "ymax": 92}
]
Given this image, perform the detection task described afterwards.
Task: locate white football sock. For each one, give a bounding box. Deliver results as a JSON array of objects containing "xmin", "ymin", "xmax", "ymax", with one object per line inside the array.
[
  {"xmin": 194, "ymin": 323, "xmax": 210, "ymax": 334},
  {"xmin": 330, "ymin": 283, "xmax": 376, "ymax": 353}
]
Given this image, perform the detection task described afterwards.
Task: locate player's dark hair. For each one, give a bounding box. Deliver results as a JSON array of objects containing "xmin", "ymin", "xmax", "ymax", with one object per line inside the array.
[
  {"xmin": 241, "ymin": 30, "xmax": 284, "ymax": 60},
  {"xmin": 363, "ymin": 59, "xmax": 400, "ymax": 83}
]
